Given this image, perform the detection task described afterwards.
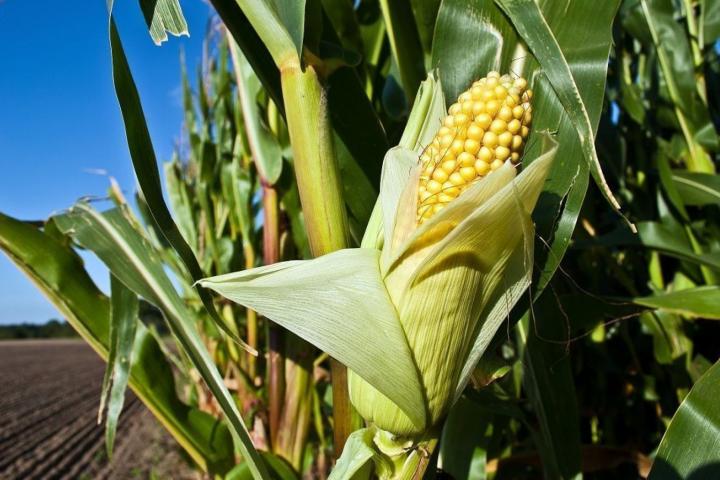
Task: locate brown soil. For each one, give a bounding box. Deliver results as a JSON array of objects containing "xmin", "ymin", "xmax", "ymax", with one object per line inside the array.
[{"xmin": 0, "ymin": 339, "xmax": 199, "ymax": 480}]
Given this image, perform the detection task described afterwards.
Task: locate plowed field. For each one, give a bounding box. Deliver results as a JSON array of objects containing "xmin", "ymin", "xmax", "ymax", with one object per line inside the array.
[{"xmin": 0, "ymin": 340, "xmax": 196, "ymax": 480}]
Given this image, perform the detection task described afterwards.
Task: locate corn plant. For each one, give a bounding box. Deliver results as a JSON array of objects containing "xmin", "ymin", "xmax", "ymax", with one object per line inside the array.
[{"xmin": 1, "ymin": 0, "xmax": 720, "ymax": 479}]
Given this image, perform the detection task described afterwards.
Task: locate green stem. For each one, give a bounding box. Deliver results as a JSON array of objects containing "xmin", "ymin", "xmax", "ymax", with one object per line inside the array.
[
  {"xmin": 263, "ymin": 183, "xmax": 286, "ymax": 447},
  {"xmin": 243, "ymin": 242, "xmax": 258, "ymax": 380},
  {"xmin": 280, "ymin": 58, "xmax": 354, "ymax": 457}
]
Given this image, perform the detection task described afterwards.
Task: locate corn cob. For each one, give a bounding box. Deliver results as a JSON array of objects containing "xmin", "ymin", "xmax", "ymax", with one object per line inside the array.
[{"xmin": 417, "ymin": 71, "xmax": 533, "ymax": 223}]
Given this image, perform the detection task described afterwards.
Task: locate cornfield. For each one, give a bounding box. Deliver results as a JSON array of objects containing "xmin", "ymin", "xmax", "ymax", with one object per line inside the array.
[{"xmin": 2, "ymin": 0, "xmax": 720, "ymax": 478}]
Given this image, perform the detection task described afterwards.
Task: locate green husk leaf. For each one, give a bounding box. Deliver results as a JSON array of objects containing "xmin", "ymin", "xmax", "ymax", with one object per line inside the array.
[{"xmin": 199, "ymin": 248, "xmax": 426, "ymax": 429}]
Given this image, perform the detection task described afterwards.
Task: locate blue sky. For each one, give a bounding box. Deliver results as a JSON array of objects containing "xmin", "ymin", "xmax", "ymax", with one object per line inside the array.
[{"xmin": 0, "ymin": 1, "xmax": 212, "ymax": 324}]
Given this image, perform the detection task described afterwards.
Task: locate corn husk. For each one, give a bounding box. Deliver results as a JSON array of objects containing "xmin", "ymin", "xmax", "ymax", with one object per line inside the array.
[{"xmin": 199, "ymin": 73, "xmax": 557, "ymax": 438}]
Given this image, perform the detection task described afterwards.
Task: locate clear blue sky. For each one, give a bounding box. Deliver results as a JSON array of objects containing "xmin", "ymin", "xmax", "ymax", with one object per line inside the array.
[{"xmin": 0, "ymin": 1, "xmax": 212, "ymax": 324}]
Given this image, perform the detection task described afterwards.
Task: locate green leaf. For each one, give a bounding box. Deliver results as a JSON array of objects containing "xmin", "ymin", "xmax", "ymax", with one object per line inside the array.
[
  {"xmin": 702, "ymin": 0, "xmax": 720, "ymax": 46},
  {"xmin": 199, "ymin": 248, "xmax": 426, "ymax": 430},
  {"xmin": 233, "ymin": 0, "xmax": 304, "ymax": 65},
  {"xmin": 495, "ymin": 0, "xmax": 628, "ymax": 227},
  {"xmin": 108, "ymin": 15, "xmax": 253, "ymax": 353},
  {"xmin": 229, "ymin": 40, "xmax": 284, "ymax": 184},
  {"xmin": 635, "ymin": 286, "xmax": 720, "ymax": 319},
  {"xmin": 53, "ymin": 204, "xmax": 270, "ymax": 480},
  {"xmin": 226, "ymin": 452, "xmax": 299, "ymax": 480},
  {"xmin": 99, "ymin": 274, "xmax": 139, "ymax": 458},
  {"xmin": 637, "ymin": 222, "xmax": 720, "ymax": 270},
  {"xmin": 649, "ymin": 359, "xmax": 720, "ymax": 479},
  {"xmin": 379, "ymin": 0, "xmax": 426, "ymax": 102},
  {"xmin": 164, "ymin": 159, "xmax": 199, "ymax": 251},
  {"xmin": 516, "ymin": 291, "xmax": 582, "ymax": 480},
  {"xmin": 0, "ymin": 212, "xmax": 234, "ymax": 474},
  {"xmin": 138, "ymin": 0, "xmax": 189, "ymax": 45},
  {"xmin": 440, "ymin": 397, "xmax": 491, "ymax": 480},
  {"xmin": 672, "ymin": 171, "xmax": 720, "ymax": 206},
  {"xmin": 640, "ymin": 0, "xmax": 716, "ymax": 172}
]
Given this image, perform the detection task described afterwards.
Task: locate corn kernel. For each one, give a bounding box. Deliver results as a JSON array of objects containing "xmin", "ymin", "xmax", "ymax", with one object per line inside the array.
[
  {"xmin": 464, "ymin": 139, "xmax": 481, "ymax": 155},
  {"xmin": 457, "ymin": 152, "xmax": 475, "ymax": 167},
  {"xmin": 498, "ymin": 131, "xmax": 513, "ymax": 148},
  {"xmin": 417, "ymin": 72, "xmax": 533, "ymax": 223},
  {"xmin": 475, "ymin": 113, "xmax": 492, "ymax": 130},
  {"xmin": 432, "ymin": 168, "xmax": 449, "ymax": 183},
  {"xmin": 460, "ymin": 167, "xmax": 476, "ymax": 181},
  {"xmin": 474, "ymin": 160, "xmax": 490, "ymax": 176},
  {"xmin": 490, "ymin": 119, "xmax": 507, "ymax": 135},
  {"xmin": 467, "ymin": 124, "xmax": 484, "ymax": 141},
  {"xmin": 495, "ymin": 146, "xmax": 511, "ymax": 161},
  {"xmin": 482, "ymin": 131, "xmax": 498, "ymax": 148},
  {"xmin": 478, "ymin": 146, "xmax": 493, "ymax": 163}
]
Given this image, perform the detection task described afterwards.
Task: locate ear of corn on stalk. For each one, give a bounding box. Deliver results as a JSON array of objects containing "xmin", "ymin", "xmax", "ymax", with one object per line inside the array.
[{"xmin": 199, "ymin": 72, "xmax": 556, "ymax": 465}]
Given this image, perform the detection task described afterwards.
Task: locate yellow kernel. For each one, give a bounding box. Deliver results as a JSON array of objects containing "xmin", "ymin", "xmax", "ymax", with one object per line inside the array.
[
  {"xmin": 505, "ymin": 94, "xmax": 519, "ymax": 107},
  {"xmin": 486, "ymin": 100, "xmax": 500, "ymax": 116},
  {"xmin": 521, "ymin": 126, "xmax": 530, "ymax": 138},
  {"xmin": 438, "ymin": 193, "xmax": 455, "ymax": 203},
  {"xmin": 481, "ymin": 89, "xmax": 494, "ymax": 102},
  {"xmin": 474, "ymin": 159, "xmax": 490, "ymax": 176},
  {"xmin": 471, "ymin": 86, "xmax": 484, "ymax": 100},
  {"xmin": 457, "ymin": 151, "xmax": 475, "ymax": 167},
  {"xmin": 482, "ymin": 131, "xmax": 498, "ymax": 148},
  {"xmin": 423, "ymin": 164, "xmax": 435, "ymax": 176},
  {"xmin": 448, "ymin": 103, "xmax": 461, "ymax": 115},
  {"xmin": 443, "ymin": 116, "xmax": 455, "ymax": 127},
  {"xmin": 476, "ymin": 113, "xmax": 492, "ymax": 130},
  {"xmin": 523, "ymin": 90, "xmax": 533, "ymax": 101},
  {"xmin": 523, "ymin": 111, "xmax": 533, "ymax": 124},
  {"xmin": 420, "ymin": 153, "xmax": 430, "ymax": 164},
  {"xmin": 512, "ymin": 135, "xmax": 523, "ymax": 150},
  {"xmin": 432, "ymin": 168, "xmax": 449, "ymax": 183},
  {"xmin": 491, "ymin": 159, "xmax": 505, "ymax": 170},
  {"xmin": 460, "ymin": 166, "xmax": 476, "ymax": 181},
  {"xmin": 459, "ymin": 92, "xmax": 472, "ymax": 102},
  {"xmin": 508, "ymin": 119, "xmax": 521, "ymax": 134},
  {"xmin": 498, "ymin": 131, "xmax": 513, "ymax": 147},
  {"xmin": 498, "ymin": 106, "xmax": 513, "ymax": 122},
  {"xmin": 478, "ymin": 146, "xmax": 493, "ymax": 162},
  {"xmin": 511, "ymin": 152, "xmax": 520, "ymax": 162},
  {"xmin": 451, "ymin": 139, "xmax": 465, "ymax": 155},
  {"xmin": 440, "ymin": 134, "xmax": 453, "ymax": 147},
  {"xmin": 514, "ymin": 78, "xmax": 528, "ymax": 90},
  {"xmin": 472, "ymin": 101, "xmax": 485, "ymax": 116},
  {"xmin": 438, "ymin": 126, "xmax": 453, "ymax": 138},
  {"xmin": 494, "ymin": 85, "xmax": 507, "ymax": 99},
  {"xmin": 486, "ymin": 77, "xmax": 499, "ymax": 88},
  {"xmin": 427, "ymin": 179, "xmax": 442, "ymax": 194},
  {"xmin": 441, "ymin": 159, "xmax": 457, "ymax": 172},
  {"xmin": 490, "ymin": 119, "xmax": 507, "ymax": 135},
  {"xmin": 449, "ymin": 172, "xmax": 465, "ymax": 186},
  {"xmin": 467, "ymin": 124, "xmax": 484, "ymax": 140},
  {"xmin": 442, "ymin": 182, "xmax": 460, "ymax": 196},
  {"xmin": 487, "ymin": 71, "xmax": 500, "ymax": 78},
  {"xmin": 455, "ymin": 113, "xmax": 470, "ymax": 125},
  {"xmin": 419, "ymin": 190, "xmax": 433, "ymax": 203},
  {"xmin": 495, "ymin": 146, "xmax": 511, "ymax": 161},
  {"xmin": 433, "ymin": 204, "xmax": 444, "ymax": 213},
  {"xmin": 464, "ymin": 138, "xmax": 481, "ymax": 155},
  {"xmin": 461, "ymin": 101, "xmax": 474, "ymax": 114}
]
